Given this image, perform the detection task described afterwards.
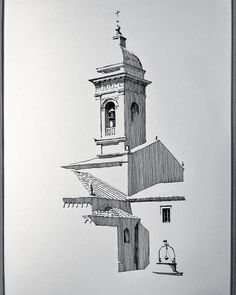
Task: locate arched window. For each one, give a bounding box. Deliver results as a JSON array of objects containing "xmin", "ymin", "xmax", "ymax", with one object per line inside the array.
[
  {"xmin": 105, "ymin": 101, "xmax": 116, "ymax": 136},
  {"xmin": 131, "ymin": 102, "xmax": 139, "ymax": 122},
  {"xmin": 124, "ymin": 228, "xmax": 130, "ymax": 243}
]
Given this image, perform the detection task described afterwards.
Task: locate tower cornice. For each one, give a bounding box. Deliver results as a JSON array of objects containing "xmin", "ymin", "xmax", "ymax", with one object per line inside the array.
[{"xmin": 89, "ymin": 73, "xmax": 151, "ymax": 86}]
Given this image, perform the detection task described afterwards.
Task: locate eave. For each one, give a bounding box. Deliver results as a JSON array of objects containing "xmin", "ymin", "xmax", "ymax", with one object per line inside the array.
[
  {"xmin": 127, "ymin": 196, "xmax": 186, "ymax": 203},
  {"xmin": 94, "ymin": 136, "xmax": 126, "ymax": 146}
]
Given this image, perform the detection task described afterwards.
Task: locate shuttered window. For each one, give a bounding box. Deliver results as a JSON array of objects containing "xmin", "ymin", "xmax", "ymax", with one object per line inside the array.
[{"xmin": 161, "ymin": 206, "xmax": 171, "ymax": 223}]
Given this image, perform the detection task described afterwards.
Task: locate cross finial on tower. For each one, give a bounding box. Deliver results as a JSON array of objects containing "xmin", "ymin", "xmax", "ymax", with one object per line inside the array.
[
  {"xmin": 115, "ymin": 10, "xmax": 120, "ymax": 19},
  {"xmin": 115, "ymin": 10, "xmax": 122, "ymax": 36},
  {"xmin": 113, "ymin": 10, "xmax": 126, "ymax": 47}
]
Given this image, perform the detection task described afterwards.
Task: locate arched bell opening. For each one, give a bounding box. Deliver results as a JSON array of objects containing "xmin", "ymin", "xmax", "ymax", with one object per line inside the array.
[{"xmin": 105, "ymin": 101, "xmax": 116, "ymax": 136}]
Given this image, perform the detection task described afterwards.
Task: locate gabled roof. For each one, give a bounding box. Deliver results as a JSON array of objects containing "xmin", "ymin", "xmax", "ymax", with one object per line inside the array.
[{"xmin": 74, "ymin": 171, "xmax": 127, "ymax": 201}]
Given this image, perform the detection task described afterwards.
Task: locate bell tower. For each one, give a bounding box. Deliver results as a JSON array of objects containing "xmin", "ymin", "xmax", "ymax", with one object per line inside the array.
[{"xmin": 89, "ymin": 16, "xmax": 151, "ymax": 155}]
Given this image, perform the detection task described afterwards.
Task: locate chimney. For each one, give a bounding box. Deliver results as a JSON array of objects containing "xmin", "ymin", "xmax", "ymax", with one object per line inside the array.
[
  {"xmin": 119, "ymin": 35, "xmax": 126, "ymax": 48},
  {"xmin": 113, "ymin": 34, "xmax": 127, "ymax": 48}
]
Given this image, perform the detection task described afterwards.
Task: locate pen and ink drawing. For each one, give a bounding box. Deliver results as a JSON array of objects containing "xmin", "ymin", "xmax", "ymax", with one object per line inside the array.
[{"xmin": 62, "ymin": 12, "xmax": 185, "ymax": 273}]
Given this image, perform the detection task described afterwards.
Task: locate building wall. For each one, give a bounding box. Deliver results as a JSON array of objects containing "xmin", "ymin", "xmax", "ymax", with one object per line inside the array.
[
  {"xmin": 91, "ymin": 216, "xmax": 148, "ymax": 273},
  {"xmin": 130, "ymin": 195, "xmax": 186, "ymax": 272},
  {"xmin": 117, "ymin": 218, "xmax": 139, "ymax": 272},
  {"xmin": 124, "ymin": 83, "xmax": 146, "ymax": 149},
  {"xmin": 128, "ymin": 140, "xmax": 184, "ymax": 195},
  {"xmin": 137, "ymin": 222, "xmax": 150, "ymax": 270}
]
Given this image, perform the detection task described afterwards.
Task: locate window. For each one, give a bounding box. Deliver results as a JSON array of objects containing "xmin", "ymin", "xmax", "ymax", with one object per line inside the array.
[
  {"xmin": 124, "ymin": 228, "xmax": 130, "ymax": 243},
  {"xmin": 131, "ymin": 102, "xmax": 139, "ymax": 122},
  {"xmin": 160, "ymin": 206, "xmax": 172, "ymax": 223}
]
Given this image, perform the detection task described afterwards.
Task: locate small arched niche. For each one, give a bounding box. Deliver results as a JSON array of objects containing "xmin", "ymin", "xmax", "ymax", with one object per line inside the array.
[
  {"xmin": 124, "ymin": 228, "xmax": 130, "ymax": 243},
  {"xmin": 131, "ymin": 102, "xmax": 139, "ymax": 122}
]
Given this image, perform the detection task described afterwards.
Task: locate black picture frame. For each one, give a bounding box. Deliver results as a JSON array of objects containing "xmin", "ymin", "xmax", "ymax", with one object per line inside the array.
[
  {"xmin": 0, "ymin": 0, "xmax": 4, "ymax": 294},
  {"xmin": 231, "ymin": 1, "xmax": 236, "ymax": 294}
]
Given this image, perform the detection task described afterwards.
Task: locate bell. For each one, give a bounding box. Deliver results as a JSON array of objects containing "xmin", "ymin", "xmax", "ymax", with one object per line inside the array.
[{"xmin": 108, "ymin": 110, "xmax": 115, "ymax": 119}]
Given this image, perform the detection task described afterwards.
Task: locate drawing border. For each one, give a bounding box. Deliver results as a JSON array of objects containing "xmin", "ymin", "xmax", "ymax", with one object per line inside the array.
[
  {"xmin": 0, "ymin": 0, "xmax": 4, "ymax": 294},
  {"xmin": 0, "ymin": 1, "xmax": 234, "ymax": 294},
  {"xmin": 231, "ymin": 1, "xmax": 236, "ymax": 294}
]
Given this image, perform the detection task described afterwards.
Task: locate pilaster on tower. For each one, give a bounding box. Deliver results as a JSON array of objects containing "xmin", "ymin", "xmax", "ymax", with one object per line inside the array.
[{"xmin": 89, "ymin": 21, "xmax": 151, "ymax": 155}]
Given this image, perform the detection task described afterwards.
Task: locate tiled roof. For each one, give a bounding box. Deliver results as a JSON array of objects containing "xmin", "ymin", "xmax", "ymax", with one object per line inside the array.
[
  {"xmin": 74, "ymin": 171, "xmax": 127, "ymax": 201},
  {"xmin": 90, "ymin": 208, "xmax": 139, "ymax": 219}
]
